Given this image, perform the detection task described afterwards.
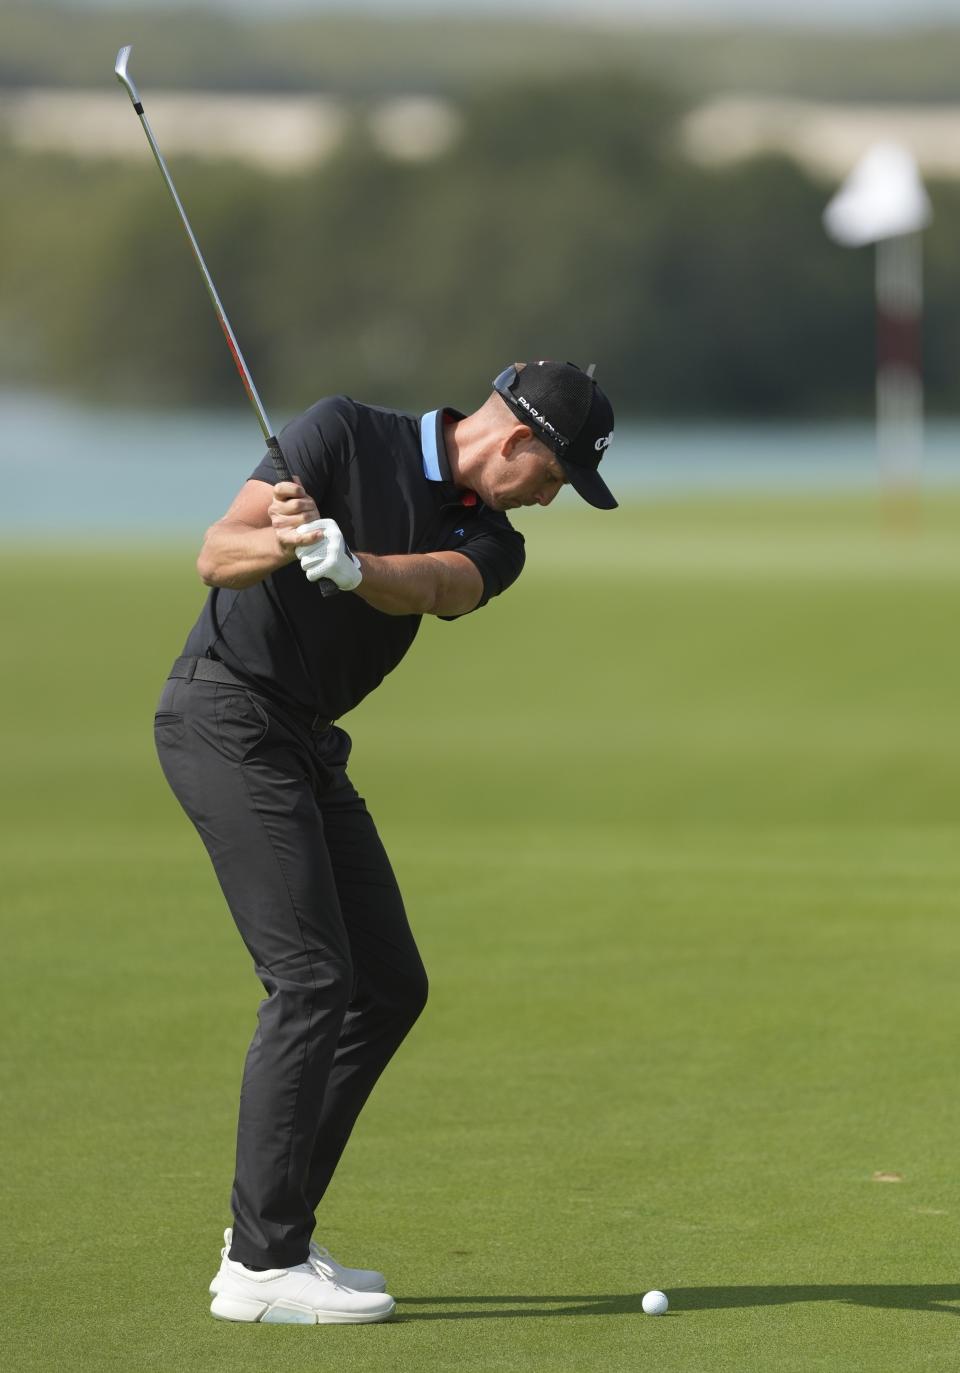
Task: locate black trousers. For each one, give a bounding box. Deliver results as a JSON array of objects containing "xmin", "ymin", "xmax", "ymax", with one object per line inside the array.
[{"xmin": 154, "ymin": 667, "xmax": 428, "ymax": 1269}]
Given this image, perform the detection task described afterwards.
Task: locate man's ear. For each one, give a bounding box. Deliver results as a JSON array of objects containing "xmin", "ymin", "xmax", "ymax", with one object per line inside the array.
[{"xmin": 501, "ymin": 424, "xmax": 534, "ymax": 458}]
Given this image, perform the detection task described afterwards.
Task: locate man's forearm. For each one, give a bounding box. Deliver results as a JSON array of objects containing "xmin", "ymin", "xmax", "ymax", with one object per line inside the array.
[
  {"xmin": 197, "ymin": 521, "xmax": 292, "ymax": 589},
  {"xmin": 353, "ymin": 552, "xmax": 479, "ymax": 617}
]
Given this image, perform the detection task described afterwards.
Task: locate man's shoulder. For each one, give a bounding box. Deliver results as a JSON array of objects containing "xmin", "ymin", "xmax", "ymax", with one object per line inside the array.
[
  {"xmin": 351, "ymin": 399, "xmax": 420, "ymax": 443},
  {"xmin": 294, "ymin": 393, "xmax": 360, "ymax": 436},
  {"xmin": 307, "ymin": 394, "xmax": 416, "ymax": 426},
  {"xmin": 297, "ymin": 395, "xmax": 419, "ymax": 448}
]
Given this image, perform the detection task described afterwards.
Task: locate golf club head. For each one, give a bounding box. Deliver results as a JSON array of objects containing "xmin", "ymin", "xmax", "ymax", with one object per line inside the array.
[{"xmin": 114, "ymin": 46, "xmax": 141, "ymax": 106}]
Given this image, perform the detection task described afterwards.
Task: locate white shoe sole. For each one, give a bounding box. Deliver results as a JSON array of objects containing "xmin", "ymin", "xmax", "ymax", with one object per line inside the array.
[{"xmin": 210, "ymin": 1292, "xmax": 396, "ymax": 1325}]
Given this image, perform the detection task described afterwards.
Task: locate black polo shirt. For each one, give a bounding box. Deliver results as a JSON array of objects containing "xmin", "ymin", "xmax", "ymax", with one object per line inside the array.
[{"xmin": 181, "ymin": 396, "xmax": 526, "ymax": 721}]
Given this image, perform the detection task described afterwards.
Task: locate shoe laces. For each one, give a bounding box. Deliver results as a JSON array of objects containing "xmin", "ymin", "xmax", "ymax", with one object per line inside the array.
[{"xmin": 308, "ymin": 1252, "xmax": 345, "ymax": 1288}]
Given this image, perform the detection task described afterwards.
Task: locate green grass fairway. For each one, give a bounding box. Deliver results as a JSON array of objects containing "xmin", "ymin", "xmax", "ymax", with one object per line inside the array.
[{"xmin": 6, "ymin": 494, "xmax": 960, "ymax": 1371}]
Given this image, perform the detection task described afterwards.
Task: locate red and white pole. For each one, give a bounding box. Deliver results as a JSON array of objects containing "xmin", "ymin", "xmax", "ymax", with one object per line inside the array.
[{"xmin": 824, "ymin": 143, "xmax": 931, "ymax": 514}]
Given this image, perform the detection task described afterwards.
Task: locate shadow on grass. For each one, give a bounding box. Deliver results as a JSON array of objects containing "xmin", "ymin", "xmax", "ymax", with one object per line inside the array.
[{"xmin": 395, "ymin": 1286, "xmax": 960, "ymax": 1321}]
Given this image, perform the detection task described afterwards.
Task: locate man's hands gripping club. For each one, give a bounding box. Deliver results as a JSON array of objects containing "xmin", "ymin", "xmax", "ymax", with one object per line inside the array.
[{"xmin": 269, "ymin": 480, "xmax": 362, "ymax": 592}]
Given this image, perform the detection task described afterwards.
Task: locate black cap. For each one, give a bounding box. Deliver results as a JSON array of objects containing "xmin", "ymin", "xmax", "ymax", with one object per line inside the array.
[{"xmin": 492, "ymin": 360, "xmax": 617, "ymax": 510}]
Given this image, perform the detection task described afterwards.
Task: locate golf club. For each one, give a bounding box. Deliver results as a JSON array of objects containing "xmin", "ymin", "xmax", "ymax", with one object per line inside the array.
[{"xmin": 114, "ymin": 44, "xmax": 337, "ymax": 596}]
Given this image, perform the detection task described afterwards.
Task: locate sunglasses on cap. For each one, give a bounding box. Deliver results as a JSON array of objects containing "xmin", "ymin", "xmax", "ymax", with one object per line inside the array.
[{"xmin": 492, "ymin": 364, "xmax": 573, "ymax": 454}]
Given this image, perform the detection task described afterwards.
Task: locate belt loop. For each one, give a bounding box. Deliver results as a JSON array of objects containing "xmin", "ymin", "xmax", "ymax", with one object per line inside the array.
[{"xmin": 183, "ymin": 657, "xmax": 197, "ymax": 683}]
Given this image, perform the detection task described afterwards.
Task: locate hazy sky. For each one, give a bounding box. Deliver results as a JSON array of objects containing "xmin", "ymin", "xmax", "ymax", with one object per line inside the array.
[{"xmin": 53, "ymin": 0, "xmax": 960, "ymax": 26}]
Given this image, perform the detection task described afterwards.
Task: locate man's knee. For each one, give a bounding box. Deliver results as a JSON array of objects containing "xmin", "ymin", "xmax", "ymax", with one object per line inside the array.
[
  {"xmin": 353, "ymin": 958, "xmax": 428, "ymax": 1030},
  {"xmin": 384, "ymin": 961, "xmax": 429, "ymax": 1029}
]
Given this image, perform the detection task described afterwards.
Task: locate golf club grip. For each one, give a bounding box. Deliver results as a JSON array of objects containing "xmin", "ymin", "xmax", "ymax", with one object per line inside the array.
[{"xmin": 266, "ymin": 438, "xmax": 339, "ymax": 599}]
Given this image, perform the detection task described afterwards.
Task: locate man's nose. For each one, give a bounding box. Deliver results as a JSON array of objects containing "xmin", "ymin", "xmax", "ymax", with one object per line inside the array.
[{"xmin": 536, "ymin": 487, "xmax": 559, "ymax": 507}]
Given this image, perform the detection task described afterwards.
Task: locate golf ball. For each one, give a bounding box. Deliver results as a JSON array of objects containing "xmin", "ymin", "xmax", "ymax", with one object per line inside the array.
[{"xmin": 642, "ymin": 1290, "xmax": 669, "ymax": 1316}]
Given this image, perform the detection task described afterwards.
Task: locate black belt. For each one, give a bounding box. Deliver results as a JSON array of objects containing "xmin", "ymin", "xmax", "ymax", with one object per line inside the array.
[{"xmin": 169, "ymin": 656, "xmax": 333, "ymax": 732}]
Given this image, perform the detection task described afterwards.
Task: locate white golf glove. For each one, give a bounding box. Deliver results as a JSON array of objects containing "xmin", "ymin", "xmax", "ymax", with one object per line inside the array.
[{"xmin": 295, "ymin": 517, "xmax": 363, "ymax": 591}]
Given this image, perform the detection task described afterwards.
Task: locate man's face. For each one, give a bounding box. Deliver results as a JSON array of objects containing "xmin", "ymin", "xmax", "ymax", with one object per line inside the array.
[{"xmin": 481, "ymin": 435, "xmax": 567, "ymax": 512}]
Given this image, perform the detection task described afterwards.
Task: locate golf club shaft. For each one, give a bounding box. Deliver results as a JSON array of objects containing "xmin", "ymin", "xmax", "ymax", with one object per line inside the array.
[{"xmin": 114, "ymin": 46, "xmax": 339, "ymax": 595}]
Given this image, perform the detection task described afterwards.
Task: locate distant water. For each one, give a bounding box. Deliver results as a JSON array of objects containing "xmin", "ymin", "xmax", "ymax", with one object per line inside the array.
[{"xmin": 3, "ymin": 390, "xmax": 960, "ymax": 535}]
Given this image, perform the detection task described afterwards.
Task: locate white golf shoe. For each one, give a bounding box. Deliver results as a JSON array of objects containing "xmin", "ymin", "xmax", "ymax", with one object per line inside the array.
[{"xmin": 208, "ymin": 1230, "xmax": 395, "ymax": 1325}]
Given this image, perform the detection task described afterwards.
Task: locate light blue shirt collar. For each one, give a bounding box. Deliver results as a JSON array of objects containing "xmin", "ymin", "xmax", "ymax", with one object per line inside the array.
[{"xmin": 420, "ymin": 409, "xmax": 443, "ymax": 482}]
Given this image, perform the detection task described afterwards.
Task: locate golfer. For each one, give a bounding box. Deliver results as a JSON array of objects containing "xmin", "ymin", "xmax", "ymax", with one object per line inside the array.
[{"xmin": 154, "ymin": 360, "xmax": 616, "ymax": 1324}]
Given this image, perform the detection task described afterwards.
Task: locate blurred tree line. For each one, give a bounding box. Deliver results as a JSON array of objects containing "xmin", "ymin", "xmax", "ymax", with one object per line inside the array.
[
  {"xmin": 2, "ymin": 71, "xmax": 958, "ymax": 419},
  {"xmin": 6, "ymin": 2, "xmax": 960, "ymax": 100}
]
